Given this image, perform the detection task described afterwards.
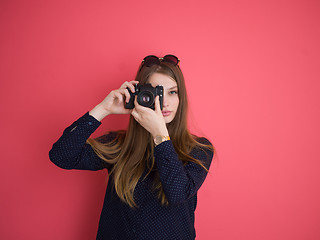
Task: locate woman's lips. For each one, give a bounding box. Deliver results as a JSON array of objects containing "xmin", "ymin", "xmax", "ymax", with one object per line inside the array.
[{"xmin": 162, "ymin": 111, "xmax": 171, "ymax": 117}]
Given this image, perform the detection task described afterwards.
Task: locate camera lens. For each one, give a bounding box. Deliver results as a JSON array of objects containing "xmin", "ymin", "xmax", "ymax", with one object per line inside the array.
[
  {"xmin": 142, "ymin": 95, "xmax": 150, "ymax": 103},
  {"xmin": 138, "ymin": 91, "xmax": 154, "ymax": 107}
]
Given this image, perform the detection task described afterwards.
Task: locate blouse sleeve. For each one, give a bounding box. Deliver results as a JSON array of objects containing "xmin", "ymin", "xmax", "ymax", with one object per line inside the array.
[
  {"xmin": 49, "ymin": 111, "xmax": 113, "ymax": 171},
  {"xmin": 153, "ymin": 138, "xmax": 214, "ymax": 205}
]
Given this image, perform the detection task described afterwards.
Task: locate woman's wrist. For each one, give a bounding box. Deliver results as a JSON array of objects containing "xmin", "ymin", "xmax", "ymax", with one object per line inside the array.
[
  {"xmin": 151, "ymin": 127, "xmax": 169, "ymax": 139},
  {"xmin": 89, "ymin": 104, "xmax": 110, "ymax": 122}
]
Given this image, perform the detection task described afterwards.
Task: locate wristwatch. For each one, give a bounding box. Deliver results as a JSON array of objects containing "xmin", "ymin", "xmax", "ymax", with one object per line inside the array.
[{"xmin": 154, "ymin": 135, "xmax": 170, "ymax": 146}]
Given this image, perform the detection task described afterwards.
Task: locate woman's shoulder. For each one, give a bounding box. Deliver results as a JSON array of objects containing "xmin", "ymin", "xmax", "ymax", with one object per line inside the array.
[
  {"xmin": 191, "ymin": 134, "xmax": 213, "ymax": 146},
  {"xmin": 190, "ymin": 134, "xmax": 215, "ymax": 156}
]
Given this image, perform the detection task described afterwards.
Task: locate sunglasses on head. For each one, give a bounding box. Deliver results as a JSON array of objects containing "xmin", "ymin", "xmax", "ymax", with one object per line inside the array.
[{"xmin": 142, "ymin": 54, "xmax": 180, "ymax": 67}]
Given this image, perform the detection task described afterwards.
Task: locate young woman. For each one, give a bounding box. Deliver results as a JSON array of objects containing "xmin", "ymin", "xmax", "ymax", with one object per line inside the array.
[{"xmin": 49, "ymin": 54, "xmax": 216, "ymax": 240}]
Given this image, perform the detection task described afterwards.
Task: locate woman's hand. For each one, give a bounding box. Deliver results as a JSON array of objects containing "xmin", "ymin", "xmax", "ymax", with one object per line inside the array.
[
  {"xmin": 99, "ymin": 80, "xmax": 139, "ymax": 115},
  {"xmin": 89, "ymin": 80, "xmax": 138, "ymax": 121},
  {"xmin": 131, "ymin": 95, "xmax": 169, "ymax": 138}
]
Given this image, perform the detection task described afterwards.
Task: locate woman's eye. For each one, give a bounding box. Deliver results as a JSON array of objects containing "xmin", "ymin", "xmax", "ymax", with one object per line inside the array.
[{"xmin": 169, "ymin": 91, "xmax": 178, "ymax": 95}]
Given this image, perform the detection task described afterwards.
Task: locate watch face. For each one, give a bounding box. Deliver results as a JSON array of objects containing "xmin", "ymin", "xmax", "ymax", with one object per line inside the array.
[{"xmin": 155, "ymin": 136, "xmax": 163, "ymax": 145}]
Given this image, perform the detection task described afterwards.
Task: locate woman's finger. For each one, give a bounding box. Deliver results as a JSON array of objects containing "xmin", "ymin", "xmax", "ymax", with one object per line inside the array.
[
  {"xmin": 127, "ymin": 80, "xmax": 138, "ymax": 93},
  {"xmin": 120, "ymin": 81, "xmax": 129, "ymax": 90},
  {"xmin": 154, "ymin": 96, "xmax": 161, "ymax": 113},
  {"xmin": 120, "ymin": 80, "xmax": 139, "ymax": 93},
  {"xmin": 118, "ymin": 88, "xmax": 131, "ymax": 103},
  {"xmin": 113, "ymin": 91, "xmax": 124, "ymax": 102}
]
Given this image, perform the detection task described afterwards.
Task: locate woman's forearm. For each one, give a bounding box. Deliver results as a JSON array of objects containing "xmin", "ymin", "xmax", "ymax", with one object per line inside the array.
[{"xmin": 89, "ymin": 104, "xmax": 110, "ymax": 121}]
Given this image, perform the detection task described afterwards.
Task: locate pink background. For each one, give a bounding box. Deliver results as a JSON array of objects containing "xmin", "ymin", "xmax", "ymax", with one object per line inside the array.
[{"xmin": 1, "ymin": 0, "xmax": 319, "ymax": 239}]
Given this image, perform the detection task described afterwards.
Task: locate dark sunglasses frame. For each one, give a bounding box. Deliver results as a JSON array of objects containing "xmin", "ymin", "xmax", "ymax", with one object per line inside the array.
[{"xmin": 142, "ymin": 54, "xmax": 180, "ymax": 67}]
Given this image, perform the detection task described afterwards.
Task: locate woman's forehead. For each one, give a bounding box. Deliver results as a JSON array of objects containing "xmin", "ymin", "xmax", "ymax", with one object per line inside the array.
[{"xmin": 147, "ymin": 73, "xmax": 177, "ymax": 88}]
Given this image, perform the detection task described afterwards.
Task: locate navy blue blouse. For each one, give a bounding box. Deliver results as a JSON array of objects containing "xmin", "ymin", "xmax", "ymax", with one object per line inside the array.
[{"xmin": 49, "ymin": 111, "xmax": 214, "ymax": 240}]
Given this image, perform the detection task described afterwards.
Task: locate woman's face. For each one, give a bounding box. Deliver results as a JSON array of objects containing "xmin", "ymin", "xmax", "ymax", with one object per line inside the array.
[{"xmin": 147, "ymin": 72, "xmax": 179, "ymax": 124}]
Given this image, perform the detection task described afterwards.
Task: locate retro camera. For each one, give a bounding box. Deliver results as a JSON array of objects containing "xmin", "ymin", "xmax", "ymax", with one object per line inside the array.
[{"xmin": 124, "ymin": 83, "xmax": 163, "ymax": 110}]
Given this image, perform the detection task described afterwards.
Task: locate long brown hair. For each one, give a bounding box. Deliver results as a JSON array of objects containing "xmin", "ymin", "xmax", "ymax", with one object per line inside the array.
[{"xmin": 86, "ymin": 60, "xmax": 216, "ymax": 208}]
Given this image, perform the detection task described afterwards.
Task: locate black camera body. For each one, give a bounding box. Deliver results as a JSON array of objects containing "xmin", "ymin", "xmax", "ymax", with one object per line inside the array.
[{"xmin": 124, "ymin": 83, "xmax": 163, "ymax": 110}]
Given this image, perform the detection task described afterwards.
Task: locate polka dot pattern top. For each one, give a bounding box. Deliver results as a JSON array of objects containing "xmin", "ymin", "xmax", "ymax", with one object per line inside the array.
[{"xmin": 49, "ymin": 111, "xmax": 214, "ymax": 240}]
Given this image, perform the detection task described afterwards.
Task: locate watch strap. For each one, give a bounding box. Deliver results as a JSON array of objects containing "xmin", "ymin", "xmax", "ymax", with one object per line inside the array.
[{"xmin": 154, "ymin": 135, "xmax": 170, "ymax": 146}]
